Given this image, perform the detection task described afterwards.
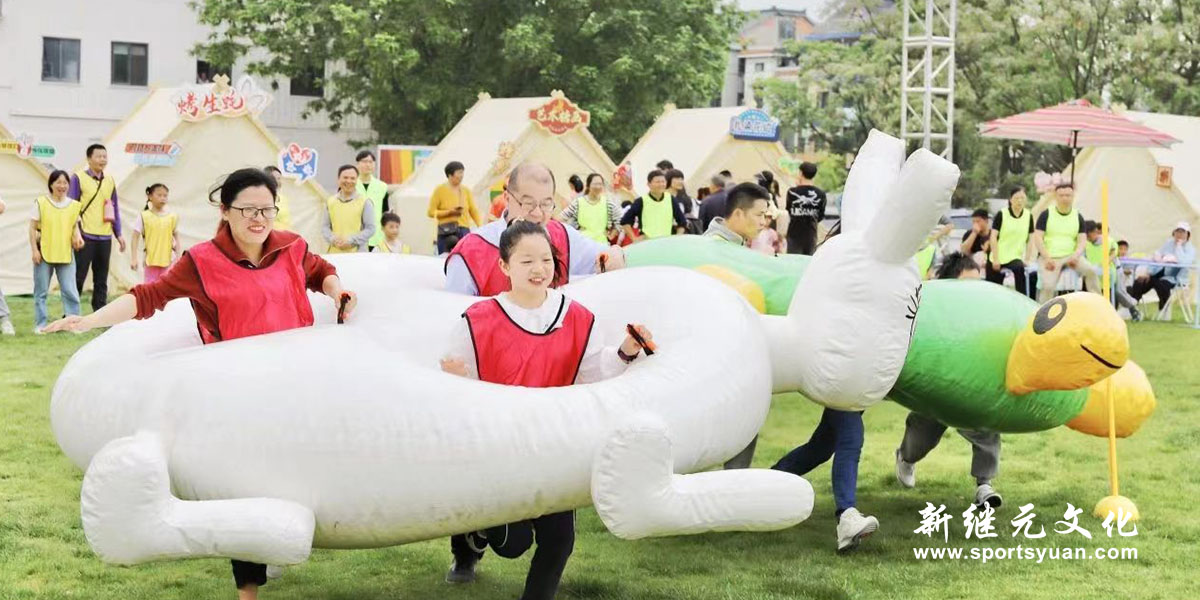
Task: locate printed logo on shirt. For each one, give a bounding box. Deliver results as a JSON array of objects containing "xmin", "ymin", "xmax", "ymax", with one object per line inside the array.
[{"xmin": 789, "ymin": 189, "xmax": 823, "ymax": 219}]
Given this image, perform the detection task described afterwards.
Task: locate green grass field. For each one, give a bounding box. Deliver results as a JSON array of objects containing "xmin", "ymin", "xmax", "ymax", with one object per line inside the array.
[{"xmin": 1, "ymin": 294, "xmax": 1195, "ymax": 599}]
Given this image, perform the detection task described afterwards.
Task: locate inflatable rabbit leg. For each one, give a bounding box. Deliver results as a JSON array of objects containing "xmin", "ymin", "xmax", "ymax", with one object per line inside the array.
[
  {"xmin": 82, "ymin": 431, "xmax": 315, "ymax": 566},
  {"xmin": 592, "ymin": 413, "xmax": 814, "ymax": 540},
  {"xmin": 767, "ymin": 130, "xmax": 960, "ymax": 410}
]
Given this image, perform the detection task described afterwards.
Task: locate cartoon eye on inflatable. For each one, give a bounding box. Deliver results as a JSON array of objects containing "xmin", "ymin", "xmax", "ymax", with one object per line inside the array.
[{"xmin": 1032, "ymin": 297, "xmax": 1067, "ymax": 335}]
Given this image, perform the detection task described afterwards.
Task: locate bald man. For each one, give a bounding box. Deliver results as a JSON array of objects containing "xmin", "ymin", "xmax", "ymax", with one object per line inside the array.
[{"xmin": 444, "ymin": 163, "xmax": 626, "ymax": 296}]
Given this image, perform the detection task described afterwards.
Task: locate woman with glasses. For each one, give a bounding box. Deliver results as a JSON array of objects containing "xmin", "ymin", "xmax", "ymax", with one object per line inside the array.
[
  {"xmin": 444, "ymin": 162, "xmax": 626, "ymax": 297},
  {"xmin": 44, "ymin": 167, "xmax": 356, "ymax": 596}
]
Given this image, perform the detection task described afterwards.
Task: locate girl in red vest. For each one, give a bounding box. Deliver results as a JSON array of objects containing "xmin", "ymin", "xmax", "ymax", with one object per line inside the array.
[
  {"xmin": 45, "ymin": 167, "xmax": 357, "ymax": 600},
  {"xmin": 440, "ymin": 219, "xmax": 653, "ymax": 600}
]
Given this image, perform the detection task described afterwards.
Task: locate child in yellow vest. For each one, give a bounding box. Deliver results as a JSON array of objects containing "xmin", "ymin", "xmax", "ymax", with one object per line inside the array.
[
  {"xmin": 28, "ymin": 170, "xmax": 84, "ymax": 334},
  {"xmin": 130, "ymin": 183, "xmax": 180, "ymax": 283},
  {"xmin": 375, "ymin": 212, "xmax": 411, "ymax": 254},
  {"xmin": 322, "ymin": 164, "xmax": 375, "ymax": 253},
  {"xmin": 264, "ymin": 165, "xmax": 293, "ymax": 231}
]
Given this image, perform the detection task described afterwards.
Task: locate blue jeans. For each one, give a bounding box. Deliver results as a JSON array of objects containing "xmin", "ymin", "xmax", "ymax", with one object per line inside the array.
[
  {"xmin": 34, "ymin": 260, "xmax": 81, "ymax": 329},
  {"xmin": 772, "ymin": 408, "xmax": 864, "ymax": 516}
]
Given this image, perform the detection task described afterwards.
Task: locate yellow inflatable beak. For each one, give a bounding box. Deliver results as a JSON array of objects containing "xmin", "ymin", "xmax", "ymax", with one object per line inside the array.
[
  {"xmin": 1006, "ymin": 292, "xmax": 1129, "ymax": 395},
  {"xmin": 1066, "ymin": 360, "xmax": 1156, "ymax": 438}
]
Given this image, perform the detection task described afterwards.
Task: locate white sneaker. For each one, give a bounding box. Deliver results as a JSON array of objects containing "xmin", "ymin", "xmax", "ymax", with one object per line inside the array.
[
  {"xmin": 266, "ymin": 565, "xmax": 285, "ymax": 580},
  {"xmin": 33, "ymin": 327, "xmax": 46, "ymax": 335},
  {"xmin": 975, "ymin": 484, "xmax": 1002, "ymax": 509},
  {"xmin": 836, "ymin": 507, "xmax": 879, "ymax": 552},
  {"xmin": 895, "ymin": 449, "xmax": 916, "ymax": 488},
  {"xmin": 0, "ymin": 318, "xmax": 14, "ymax": 336}
]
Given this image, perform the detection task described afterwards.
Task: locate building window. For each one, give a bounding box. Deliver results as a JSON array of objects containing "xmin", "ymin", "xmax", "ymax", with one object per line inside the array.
[
  {"xmin": 195, "ymin": 60, "xmax": 232, "ymax": 84},
  {"xmin": 737, "ymin": 58, "xmax": 746, "ymax": 76},
  {"xmin": 42, "ymin": 37, "xmax": 81, "ymax": 83},
  {"xmin": 779, "ymin": 19, "xmax": 796, "ymax": 40},
  {"xmin": 290, "ymin": 65, "xmax": 324, "ymax": 97},
  {"xmin": 754, "ymin": 62, "xmax": 765, "ymax": 73},
  {"xmin": 736, "ymin": 92, "xmax": 745, "ymax": 106},
  {"xmin": 111, "ymin": 42, "xmax": 148, "ymax": 86}
]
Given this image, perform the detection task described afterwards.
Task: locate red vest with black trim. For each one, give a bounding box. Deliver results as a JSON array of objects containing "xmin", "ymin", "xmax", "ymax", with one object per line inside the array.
[
  {"xmin": 464, "ymin": 296, "xmax": 595, "ymax": 387},
  {"xmin": 188, "ymin": 237, "xmax": 315, "ymax": 344},
  {"xmin": 446, "ymin": 220, "xmax": 571, "ymax": 296}
]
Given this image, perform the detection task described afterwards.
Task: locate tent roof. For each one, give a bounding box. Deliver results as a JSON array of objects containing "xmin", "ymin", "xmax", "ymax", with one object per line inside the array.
[
  {"xmin": 399, "ymin": 94, "xmax": 615, "ymax": 197},
  {"xmin": 1125, "ymin": 110, "xmax": 1200, "ymax": 214},
  {"xmin": 80, "ymin": 83, "xmax": 328, "ymax": 200},
  {"xmin": 622, "ymin": 106, "xmax": 752, "ymax": 176}
]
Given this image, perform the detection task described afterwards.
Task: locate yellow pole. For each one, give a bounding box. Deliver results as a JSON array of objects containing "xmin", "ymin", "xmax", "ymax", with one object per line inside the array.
[{"xmin": 1094, "ymin": 178, "xmax": 1139, "ymax": 520}]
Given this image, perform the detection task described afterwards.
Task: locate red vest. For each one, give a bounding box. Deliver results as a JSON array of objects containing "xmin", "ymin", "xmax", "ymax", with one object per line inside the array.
[
  {"xmin": 188, "ymin": 237, "xmax": 315, "ymax": 344},
  {"xmin": 464, "ymin": 296, "xmax": 595, "ymax": 387},
  {"xmin": 446, "ymin": 220, "xmax": 571, "ymax": 296}
]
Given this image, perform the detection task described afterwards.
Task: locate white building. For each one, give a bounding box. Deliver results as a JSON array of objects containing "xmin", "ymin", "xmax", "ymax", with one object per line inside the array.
[
  {"xmin": 0, "ymin": 0, "xmax": 373, "ymax": 186},
  {"xmin": 719, "ymin": 8, "xmax": 816, "ymax": 109}
]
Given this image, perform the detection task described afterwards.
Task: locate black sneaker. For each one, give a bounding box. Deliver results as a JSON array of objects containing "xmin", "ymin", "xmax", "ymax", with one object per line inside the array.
[{"xmin": 445, "ymin": 558, "xmax": 478, "ymax": 584}]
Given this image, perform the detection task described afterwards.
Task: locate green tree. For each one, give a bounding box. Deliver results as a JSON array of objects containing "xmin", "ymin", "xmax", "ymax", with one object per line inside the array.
[
  {"xmin": 761, "ymin": 0, "xmax": 1200, "ymax": 204},
  {"xmin": 192, "ymin": 0, "xmax": 743, "ymax": 156}
]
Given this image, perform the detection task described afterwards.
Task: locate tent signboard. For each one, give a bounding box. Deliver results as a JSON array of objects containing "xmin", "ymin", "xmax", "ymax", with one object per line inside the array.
[
  {"xmin": 729, "ymin": 108, "xmax": 781, "ymax": 142},
  {"xmin": 390, "ymin": 92, "xmax": 619, "ymax": 255},
  {"xmin": 125, "ymin": 142, "xmax": 182, "ymax": 167}
]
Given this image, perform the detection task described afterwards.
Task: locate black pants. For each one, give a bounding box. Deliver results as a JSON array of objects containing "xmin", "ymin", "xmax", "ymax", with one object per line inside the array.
[
  {"xmin": 451, "ymin": 511, "xmax": 575, "ymax": 600},
  {"xmin": 231, "ymin": 560, "xmax": 267, "ymax": 589},
  {"xmin": 787, "ymin": 221, "xmax": 819, "ymax": 255},
  {"xmin": 1129, "ymin": 273, "xmax": 1174, "ymax": 311},
  {"xmin": 986, "ymin": 259, "xmax": 1031, "ymax": 298},
  {"xmin": 74, "ymin": 237, "xmax": 112, "ymax": 310},
  {"xmin": 437, "ymin": 226, "xmax": 469, "ymax": 254}
]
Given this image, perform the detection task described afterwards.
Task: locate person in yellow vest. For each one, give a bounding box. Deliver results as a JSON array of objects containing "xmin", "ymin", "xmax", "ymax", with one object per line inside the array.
[
  {"xmin": 619, "ymin": 169, "xmax": 687, "ymax": 242},
  {"xmin": 1083, "ymin": 220, "xmax": 1141, "ymax": 320},
  {"xmin": 559, "ymin": 173, "xmax": 621, "ymax": 243},
  {"xmin": 322, "ymin": 164, "xmax": 376, "ymax": 253},
  {"xmin": 130, "ymin": 183, "xmax": 180, "ymax": 283},
  {"xmin": 355, "ymin": 150, "xmax": 390, "ymax": 250},
  {"xmin": 68, "ymin": 143, "xmax": 126, "ymax": 311},
  {"xmin": 1033, "ymin": 182, "xmax": 1099, "ymax": 302},
  {"xmin": 428, "ymin": 161, "xmax": 481, "ymax": 254},
  {"xmin": 375, "ymin": 212, "xmax": 411, "ymax": 254},
  {"xmin": 264, "ymin": 166, "xmax": 293, "ymax": 231},
  {"xmin": 28, "ymin": 170, "xmax": 84, "ymax": 334},
  {"xmin": 986, "ymin": 185, "xmax": 1035, "ymax": 298},
  {"xmin": 913, "ymin": 215, "xmax": 953, "ymax": 280}
]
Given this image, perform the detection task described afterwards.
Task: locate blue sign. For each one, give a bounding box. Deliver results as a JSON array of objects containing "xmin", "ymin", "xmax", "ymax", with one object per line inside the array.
[
  {"xmin": 279, "ymin": 143, "xmax": 319, "ymax": 183},
  {"xmin": 729, "ymin": 109, "xmax": 781, "ymax": 142}
]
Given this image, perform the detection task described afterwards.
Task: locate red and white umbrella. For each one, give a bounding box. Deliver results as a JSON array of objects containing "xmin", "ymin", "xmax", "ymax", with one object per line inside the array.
[{"xmin": 978, "ymin": 99, "xmax": 1181, "ymax": 180}]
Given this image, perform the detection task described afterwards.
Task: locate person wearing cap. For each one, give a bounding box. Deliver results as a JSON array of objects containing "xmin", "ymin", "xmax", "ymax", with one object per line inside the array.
[{"xmin": 1128, "ymin": 221, "xmax": 1195, "ymax": 312}]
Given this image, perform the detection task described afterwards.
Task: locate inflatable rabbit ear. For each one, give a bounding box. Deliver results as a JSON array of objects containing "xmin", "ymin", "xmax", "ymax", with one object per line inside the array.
[
  {"xmin": 841, "ymin": 129, "xmax": 906, "ymax": 234},
  {"xmin": 841, "ymin": 130, "xmax": 961, "ymax": 263}
]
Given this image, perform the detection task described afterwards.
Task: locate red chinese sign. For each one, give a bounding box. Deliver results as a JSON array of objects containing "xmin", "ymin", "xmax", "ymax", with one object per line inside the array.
[
  {"xmin": 124, "ymin": 142, "xmax": 176, "ymax": 155},
  {"xmin": 529, "ymin": 92, "xmax": 590, "ymax": 135},
  {"xmin": 171, "ymin": 75, "xmax": 272, "ymax": 122}
]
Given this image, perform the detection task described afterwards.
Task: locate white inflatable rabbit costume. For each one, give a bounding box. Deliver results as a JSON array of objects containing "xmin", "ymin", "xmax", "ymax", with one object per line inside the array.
[{"xmin": 51, "ymin": 131, "xmax": 956, "ymax": 567}]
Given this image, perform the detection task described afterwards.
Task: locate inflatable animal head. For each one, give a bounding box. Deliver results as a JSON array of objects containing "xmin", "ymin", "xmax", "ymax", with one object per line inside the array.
[
  {"xmin": 768, "ymin": 130, "xmax": 959, "ymax": 410},
  {"xmin": 1006, "ymin": 291, "xmax": 1129, "ymax": 395}
]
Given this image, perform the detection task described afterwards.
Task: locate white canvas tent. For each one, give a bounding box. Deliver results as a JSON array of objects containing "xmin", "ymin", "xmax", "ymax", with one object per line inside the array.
[
  {"xmin": 391, "ymin": 92, "xmax": 619, "ymax": 255},
  {"xmin": 0, "ymin": 121, "xmax": 52, "ymax": 295},
  {"xmin": 621, "ymin": 105, "xmax": 792, "ymax": 198},
  {"xmin": 79, "ymin": 78, "xmax": 330, "ymax": 292},
  {"xmin": 1073, "ymin": 110, "xmax": 1200, "ymax": 253}
]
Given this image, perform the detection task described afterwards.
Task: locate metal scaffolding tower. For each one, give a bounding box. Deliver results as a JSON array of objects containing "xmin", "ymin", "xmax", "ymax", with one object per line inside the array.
[{"xmin": 900, "ymin": 0, "xmax": 956, "ymax": 159}]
